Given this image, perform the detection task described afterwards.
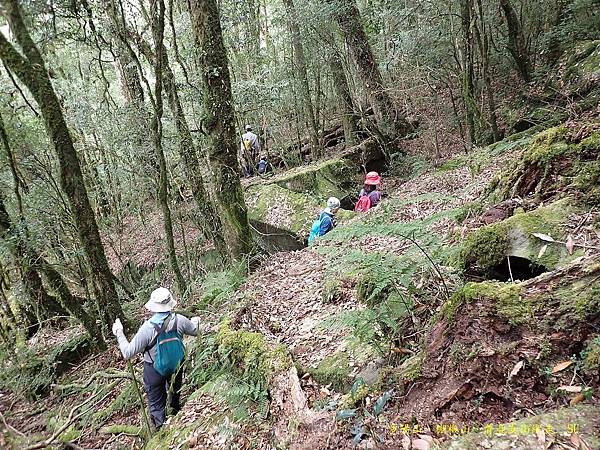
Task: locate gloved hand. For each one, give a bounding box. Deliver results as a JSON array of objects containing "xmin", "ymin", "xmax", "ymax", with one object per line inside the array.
[
  {"xmin": 112, "ymin": 318, "xmax": 123, "ymax": 336},
  {"xmin": 191, "ymin": 316, "xmax": 201, "ymax": 330}
]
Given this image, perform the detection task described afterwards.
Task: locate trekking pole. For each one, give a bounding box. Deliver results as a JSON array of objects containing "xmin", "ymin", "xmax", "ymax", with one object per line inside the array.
[{"xmin": 127, "ymin": 361, "xmax": 153, "ymax": 440}]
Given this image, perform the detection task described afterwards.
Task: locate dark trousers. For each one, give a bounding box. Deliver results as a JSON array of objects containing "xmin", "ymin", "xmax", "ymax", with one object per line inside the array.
[{"xmin": 143, "ymin": 362, "xmax": 183, "ymax": 429}]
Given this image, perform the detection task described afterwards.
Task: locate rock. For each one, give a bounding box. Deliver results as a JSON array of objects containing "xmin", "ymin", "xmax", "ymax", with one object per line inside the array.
[{"xmin": 356, "ymin": 357, "xmax": 386, "ymax": 385}]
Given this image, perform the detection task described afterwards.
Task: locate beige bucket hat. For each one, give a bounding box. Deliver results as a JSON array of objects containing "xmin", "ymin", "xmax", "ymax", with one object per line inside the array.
[{"xmin": 144, "ymin": 287, "xmax": 177, "ymax": 313}]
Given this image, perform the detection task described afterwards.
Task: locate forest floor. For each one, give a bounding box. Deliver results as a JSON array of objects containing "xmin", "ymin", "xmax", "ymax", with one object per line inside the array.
[{"xmin": 1, "ymin": 120, "xmax": 599, "ymax": 450}]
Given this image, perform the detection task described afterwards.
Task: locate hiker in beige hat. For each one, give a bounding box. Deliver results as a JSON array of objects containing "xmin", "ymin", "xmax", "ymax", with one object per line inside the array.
[{"xmin": 112, "ymin": 287, "xmax": 201, "ymax": 429}]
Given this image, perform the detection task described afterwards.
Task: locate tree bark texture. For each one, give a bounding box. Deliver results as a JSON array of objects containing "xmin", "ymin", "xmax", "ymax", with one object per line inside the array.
[
  {"xmin": 328, "ymin": 49, "xmax": 358, "ymax": 146},
  {"xmin": 0, "ymin": 0, "xmax": 124, "ymax": 335},
  {"xmin": 330, "ymin": 0, "xmax": 410, "ymax": 142},
  {"xmin": 0, "ymin": 193, "xmax": 102, "ymax": 342},
  {"xmin": 474, "ymin": 0, "xmax": 501, "ymax": 142},
  {"xmin": 188, "ymin": 0, "xmax": 254, "ymax": 260},
  {"xmin": 499, "ymin": 0, "xmax": 532, "ymax": 82},
  {"xmin": 460, "ymin": 0, "xmax": 477, "ymax": 150},
  {"xmin": 282, "ymin": 0, "xmax": 321, "ymax": 157},
  {"xmin": 149, "ymin": 0, "xmax": 186, "ymax": 294},
  {"xmin": 134, "ymin": 35, "xmax": 228, "ymax": 258}
]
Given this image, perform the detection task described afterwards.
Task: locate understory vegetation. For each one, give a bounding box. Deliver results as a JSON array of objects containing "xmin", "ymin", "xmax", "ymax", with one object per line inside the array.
[{"xmin": 0, "ymin": 0, "xmax": 599, "ymax": 448}]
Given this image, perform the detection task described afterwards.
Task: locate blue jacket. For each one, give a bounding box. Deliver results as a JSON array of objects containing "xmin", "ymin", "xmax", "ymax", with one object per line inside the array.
[{"xmin": 318, "ymin": 211, "xmax": 334, "ymax": 236}]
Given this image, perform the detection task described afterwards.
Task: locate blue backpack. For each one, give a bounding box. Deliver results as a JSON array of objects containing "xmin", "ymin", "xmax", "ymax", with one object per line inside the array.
[
  {"xmin": 308, "ymin": 212, "xmax": 330, "ymax": 244},
  {"xmin": 149, "ymin": 315, "xmax": 185, "ymax": 377}
]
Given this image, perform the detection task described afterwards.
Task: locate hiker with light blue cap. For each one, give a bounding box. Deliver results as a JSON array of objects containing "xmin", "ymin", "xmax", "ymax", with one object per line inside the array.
[{"xmin": 112, "ymin": 287, "xmax": 200, "ymax": 429}]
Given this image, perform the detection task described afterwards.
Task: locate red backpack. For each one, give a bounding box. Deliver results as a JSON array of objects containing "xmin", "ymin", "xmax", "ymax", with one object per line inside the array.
[{"xmin": 354, "ymin": 195, "xmax": 371, "ymax": 212}]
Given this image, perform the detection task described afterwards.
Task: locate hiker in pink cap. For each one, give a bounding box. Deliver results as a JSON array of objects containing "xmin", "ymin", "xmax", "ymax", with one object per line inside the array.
[{"xmin": 354, "ymin": 171, "xmax": 382, "ymax": 212}]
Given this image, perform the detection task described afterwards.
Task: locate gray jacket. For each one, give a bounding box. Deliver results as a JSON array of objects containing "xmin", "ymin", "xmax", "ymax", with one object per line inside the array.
[{"xmin": 116, "ymin": 313, "xmax": 198, "ymax": 364}]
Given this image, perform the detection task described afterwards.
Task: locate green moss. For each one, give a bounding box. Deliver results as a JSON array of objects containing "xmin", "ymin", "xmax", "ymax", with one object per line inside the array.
[
  {"xmin": 546, "ymin": 268, "xmax": 600, "ymax": 330},
  {"xmin": 99, "ymin": 424, "xmax": 141, "ymax": 436},
  {"xmin": 322, "ymin": 278, "xmax": 343, "ymax": 303},
  {"xmin": 246, "ymin": 183, "xmax": 319, "ymax": 235},
  {"xmin": 146, "ymin": 423, "xmax": 194, "ymax": 450},
  {"xmin": 216, "ymin": 320, "xmax": 292, "ymax": 384},
  {"xmin": 441, "ymin": 281, "xmax": 525, "ymax": 325},
  {"xmin": 460, "ymin": 198, "xmax": 577, "ymax": 275},
  {"xmin": 308, "ymin": 352, "xmax": 351, "ymax": 391},
  {"xmin": 397, "ymin": 353, "xmax": 423, "ymax": 382},
  {"xmin": 90, "ymin": 383, "xmax": 137, "ymax": 430},
  {"xmin": 460, "ymin": 227, "xmax": 509, "ymax": 272},
  {"xmin": 581, "ymin": 336, "xmax": 600, "ymax": 373},
  {"xmin": 273, "ymin": 158, "xmax": 357, "ymax": 199},
  {"xmin": 564, "ymin": 40, "xmax": 600, "ymax": 81},
  {"xmin": 488, "ymin": 123, "xmax": 599, "ymax": 203}
]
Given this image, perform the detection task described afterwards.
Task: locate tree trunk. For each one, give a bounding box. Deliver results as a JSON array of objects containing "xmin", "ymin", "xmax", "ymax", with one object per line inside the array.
[
  {"xmin": 474, "ymin": 0, "xmax": 501, "ymax": 142},
  {"xmin": 328, "ymin": 48, "xmax": 359, "ymax": 146},
  {"xmin": 188, "ymin": 0, "xmax": 254, "ymax": 260},
  {"xmin": 134, "ymin": 35, "xmax": 228, "ymax": 258},
  {"xmin": 149, "ymin": 0, "xmax": 186, "ymax": 294},
  {"xmin": 329, "ymin": 0, "xmax": 410, "ymax": 144},
  {"xmin": 499, "ymin": 0, "xmax": 532, "ymax": 82},
  {"xmin": 98, "ymin": 0, "xmax": 158, "ymax": 180},
  {"xmin": 282, "ymin": 0, "xmax": 321, "ymax": 157},
  {"xmin": 460, "ymin": 0, "xmax": 477, "ymax": 150},
  {"xmin": 0, "ymin": 0, "xmax": 124, "ymax": 336},
  {"xmin": 0, "ymin": 192, "xmax": 102, "ymax": 342}
]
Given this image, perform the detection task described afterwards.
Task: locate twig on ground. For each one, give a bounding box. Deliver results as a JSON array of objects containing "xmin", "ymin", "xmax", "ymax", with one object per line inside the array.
[
  {"xmin": 0, "ymin": 410, "xmax": 27, "ymax": 438},
  {"xmin": 127, "ymin": 361, "xmax": 153, "ymax": 440},
  {"xmin": 23, "ymin": 388, "xmax": 107, "ymax": 450},
  {"xmin": 53, "ymin": 369, "xmax": 132, "ymax": 391},
  {"xmin": 507, "ymin": 256, "xmax": 514, "ymax": 282}
]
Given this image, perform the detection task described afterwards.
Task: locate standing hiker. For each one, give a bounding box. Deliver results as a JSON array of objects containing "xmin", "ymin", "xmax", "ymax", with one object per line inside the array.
[
  {"xmin": 112, "ymin": 287, "xmax": 201, "ymax": 430},
  {"xmin": 355, "ymin": 171, "xmax": 382, "ymax": 212},
  {"xmin": 308, "ymin": 197, "xmax": 340, "ymax": 244},
  {"xmin": 240, "ymin": 125, "xmax": 261, "ymax": 177}
]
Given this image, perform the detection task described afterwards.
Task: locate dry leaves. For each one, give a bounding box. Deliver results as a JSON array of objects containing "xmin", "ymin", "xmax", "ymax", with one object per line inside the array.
[
  {"xmin": 570, "ymin": 432, "xmax": 591, "ymax": 450},
  {"xmin": 508, "ymin": 360, "xmax": 524, "ymax": 380},
  {"xmin": 551, "ymin": 360, "xmax": 573, "ymax": 373},
  {"xmin": 566, "ymin": 234, "xmax": 575, "ymax": 255},
  {"xmin": 411, "ymin": 438, "xmax": 431, "ymax": 450},
  {"xmin": 532, "ymin": 232, "xmax": 556, "ymax": 242},
  {"xmin": 569, "ymin": 393, "xmax": 585, "ymax": 406},
  {"xmin": 557, "ymin": 385, "xmax": 582, "ymax": 393}
]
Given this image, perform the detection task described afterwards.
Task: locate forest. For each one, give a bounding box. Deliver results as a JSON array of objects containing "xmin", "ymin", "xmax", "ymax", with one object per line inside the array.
[{"xmin": 0, "ymin": 0, "xmax": 598, "ymax": 448}]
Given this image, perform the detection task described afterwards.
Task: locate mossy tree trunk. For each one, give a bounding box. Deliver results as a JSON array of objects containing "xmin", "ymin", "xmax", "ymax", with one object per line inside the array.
[
  {"xmin": 499, "ymin": 0, "xmax": 532, "ymax": 82},
  {"xmin": 0, "ymin": 193, "xmax": 102, "ymax": 343},
  {"xmin": 282, "ymin": 0, "xmax": 321, "ymax": 158},
  {"xmin": 474, "ymin": 0, "xmax": 501, "ymax": 142},
  {"xmin": 134, "ymin": 35, "xmax": 228, "ymax": 259},
  {"xmin": 149, "ymin": 0, "xmax": 186, "ymax": 294},
  {"xmin": 460, "ymin": 0, "xmax": 479, "ymax": 150},
  {"xmin": 0, "ymin": 0, "xmax": 124, "ymax": 337},
  {"xmin": 328, "ymin": 46, "xmax": 359, "ymax": 146},
  {"xmin": 188, "ymin": 0, "xmax": 254, "ymax": 261},
  {"xmin": 329, "ymin": 0, "xmax": 410, "ymax": 145}
]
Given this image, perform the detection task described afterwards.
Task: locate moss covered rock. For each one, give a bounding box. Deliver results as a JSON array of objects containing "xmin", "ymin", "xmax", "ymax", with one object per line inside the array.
[
  {"xmin": 245, "ymin": 180, "xmax": 355, "ymax": 251},
  {"xmin": 306, "ymin": 352, "xmax": 352, "ymax": 392},
  {"xmin": 487, "ymin": 124, "xmax": 600, "ymax": 205},
  {"xmin": 461, "ymin": 198, "xmax": 582, "ymax": 278}
]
